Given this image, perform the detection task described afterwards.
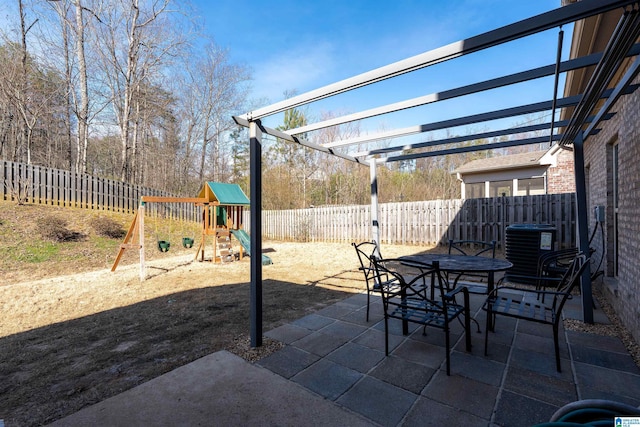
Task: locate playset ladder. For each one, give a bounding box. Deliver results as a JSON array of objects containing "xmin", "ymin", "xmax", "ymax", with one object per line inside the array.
[{"xmin": 216, "ymin": 230, "xmax": 234, "ymax": 263}]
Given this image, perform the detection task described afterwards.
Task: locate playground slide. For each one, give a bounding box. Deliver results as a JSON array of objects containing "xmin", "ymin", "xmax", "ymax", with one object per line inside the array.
[{"xmin": 230, "ymin": 229, "xmax": 273, "ymax": 265}]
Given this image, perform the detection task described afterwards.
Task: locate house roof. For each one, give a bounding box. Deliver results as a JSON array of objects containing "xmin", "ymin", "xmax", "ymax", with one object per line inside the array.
[
  {"xmin": 453, "ymin": 150, "xmax": 550, "ymax": 174},
  {"xmin": 197, "ymin": 182, "xmax": 250, "ymax": 205}
]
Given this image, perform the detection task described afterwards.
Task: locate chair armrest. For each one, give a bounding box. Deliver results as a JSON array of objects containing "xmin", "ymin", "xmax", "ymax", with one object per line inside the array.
[
  {"xmin": 502, "ymin": 273, "xmax": 562, "ymax": 288},
  {"xmin": 445, "ymin": 285, "xmax": 469, "ymax": 301},
  {"xmin": 487, "ymin": 285, "xmax": 571, "ymax": 299}
]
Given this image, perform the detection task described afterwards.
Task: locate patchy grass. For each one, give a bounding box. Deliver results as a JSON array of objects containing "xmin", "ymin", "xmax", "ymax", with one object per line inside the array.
[
  {"xmin": 0, "ymin": 198, "xmax": 438, "ymax": 426},
  {"xmin": 0, "ymin": 200, "xmax": 201, "ymax": 282}
]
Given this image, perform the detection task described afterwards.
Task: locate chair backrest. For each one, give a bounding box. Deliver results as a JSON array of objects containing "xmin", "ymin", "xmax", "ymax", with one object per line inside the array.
[
  {"xmin": 371, "ymin": 257, "xmax": 445, "ymax": 302},
  {"xmin": 352, "ymin": 241, "xmax": 382, "ymax": 285},
  {"xmin": 448, "ymin": 239, "xmax": 496, "ymax": 258},
  {"xmin": 538, "ymin": 247, "xmax": 580, "ymax": 277},
  {"xmin": 550, "ymin": 253, "xmax": 590, "ymax": 314}
]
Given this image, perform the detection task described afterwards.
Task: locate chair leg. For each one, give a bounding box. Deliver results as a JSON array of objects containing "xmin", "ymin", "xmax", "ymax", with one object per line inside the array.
[
  {"xmin": 366, "ymin": 291, "xmax": 370, "ymax": 322},
  {"xmin": 469, "ymin": 316, "xmax": 481, "ymax": 333},
  {"xmin": 463, "ymin": 294, "xmax": 472, "ymax": 352},
  {"xmin": 484, "ymin": 309, "xmax": 490, "ymax": 356},
  {"xmin": 384, "ymin": 316, "xmax": 389, "ymax": 356},
  {"xmin": 445, "ymin": 325, "xmax": 451, "ymax": 376},
  {"xmin": 553, "ymin": 324, "xmax": 561, "ymax": 372}
]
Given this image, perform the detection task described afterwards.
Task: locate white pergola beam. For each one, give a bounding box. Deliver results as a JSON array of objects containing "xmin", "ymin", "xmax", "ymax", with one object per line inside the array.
[
  {"xmin": 289, "ymin": 44, "xmax": 640, "ymax": 137},
  {"xmin": 355, "ymin": 112, "xmax": 613, "ymax": 159},
  {"xmin": 327, "ymin": 94, "xmax": 583, "ymax": 150},
  {"xmin": 233, "ymin": 116, "xmax": 361, "ymax": 164},
  {"xmin": 238, "ymin": 0, "xmax": 636, "ymax": 122},
  {"xmin": 377, "ymin": 134, "xmax": 563, "ymax": 164}
]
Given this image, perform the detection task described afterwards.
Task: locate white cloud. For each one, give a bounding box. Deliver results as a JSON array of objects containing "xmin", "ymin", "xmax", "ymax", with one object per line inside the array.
[{"xmin": 251, "ymin": 41, "xmax": 336, "ymax": 103}]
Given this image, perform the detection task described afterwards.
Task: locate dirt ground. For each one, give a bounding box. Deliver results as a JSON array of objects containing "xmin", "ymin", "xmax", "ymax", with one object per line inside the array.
[{"xmin": 0, "ymin": 240, "xmax": 435, "ymax": 427}]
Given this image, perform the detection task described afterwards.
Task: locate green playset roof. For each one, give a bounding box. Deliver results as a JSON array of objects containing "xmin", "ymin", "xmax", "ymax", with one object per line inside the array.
[{"xmin": 198, "ymin": 182, "xmax": 250, "ymax": 206}]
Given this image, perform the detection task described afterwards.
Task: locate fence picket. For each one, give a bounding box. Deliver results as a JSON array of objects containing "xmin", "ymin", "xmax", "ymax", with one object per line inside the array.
[
  {"xmin": 245, "ymin": 195, "xmax": 577, "ymax": 248},
  {"xmin": 2, "ymin": 161, "xmax": 577, "ymax": 248},
  {"xmin": 1, "ymin": 160, "xmax": 195, "ymax": 220}
]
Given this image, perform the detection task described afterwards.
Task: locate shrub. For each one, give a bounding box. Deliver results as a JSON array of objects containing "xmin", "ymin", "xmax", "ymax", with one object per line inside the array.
[
  {"xmin": 38, "ymin": 216, "xmax": 85, "ymax": 242},
  {"xmin": 90, "ymin": 216, "xmax": 126, "ymax": 239}
]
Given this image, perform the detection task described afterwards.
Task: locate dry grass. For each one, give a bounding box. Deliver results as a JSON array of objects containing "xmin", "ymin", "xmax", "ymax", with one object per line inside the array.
[
  {"xmin": 0, "ymin": 201, "xmax": 436, "ymax": 427},
  {"xmin": 2, "ymin": 201, "xmax": 639, "ymax": 426}
]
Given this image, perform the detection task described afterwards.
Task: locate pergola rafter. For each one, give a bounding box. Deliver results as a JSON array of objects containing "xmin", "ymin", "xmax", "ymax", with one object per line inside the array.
[
  {"xmin": 351, "ymin": 113, "xmax": 615, "ymax": 159},
  {"xmin": 234, "ymin": 0, "xmax": 640, "ymax": 346},
  {"xmin": 238, "ymin": 0, "xmax": 637, "ymax": 122},
  {"xmin": 286, "ymin": 43, "xmax": 640, "ymax": 139},
  {"xmin": 355, "ymin": 86, "xmax": 636, "ymax": 162}
]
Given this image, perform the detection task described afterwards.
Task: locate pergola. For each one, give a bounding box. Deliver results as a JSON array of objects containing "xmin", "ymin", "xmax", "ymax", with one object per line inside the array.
[{"xmin": 233, "ymin": 0, "xmax": 640, "ymax": 346}]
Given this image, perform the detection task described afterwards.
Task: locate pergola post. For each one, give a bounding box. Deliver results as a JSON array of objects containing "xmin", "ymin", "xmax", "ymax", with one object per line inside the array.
[
  {"xmin": 573, "ymin": 134, "xmax": 594, "ymax": 323},
  {"xmin": 369, "ymin": 159, "xmax": 381, "ymax": 256},
  {"xmin": 249, "ymin": 120, "xmax": 263, "ymax": 347}
]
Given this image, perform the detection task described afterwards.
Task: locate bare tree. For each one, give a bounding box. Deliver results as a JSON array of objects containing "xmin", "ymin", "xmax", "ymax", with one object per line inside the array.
[
  {"xmin": 44, "ymin": 0, "xmax": 73, "ymax": 170},
  {"xmin": 42, "ymin": 0, "xmax": 92, "ymax": 173},
  {"xmin": 95, "ymin": 0, "xmax": 186, "ymax": 182},
  {"xmin": 21, "ymin": 0, "xmax": 109, "ymax": 172},
  {"xmin": 0, "ymin": 0, "xmax": 39, "ymax": 164},
  {"xmin": 174, "ymin": 42, "xmax": 250, "ymax": 187},
  {"xmin": 71, "ymin": 0, "xmax": 90, "ymax": 173},
  {"xmin": 193, "ymin": 43, "xmax": 249, "ymax": 182},
  {"xmin": 0, "ymin": 2, "xmax": 66, "ymax": 166}
]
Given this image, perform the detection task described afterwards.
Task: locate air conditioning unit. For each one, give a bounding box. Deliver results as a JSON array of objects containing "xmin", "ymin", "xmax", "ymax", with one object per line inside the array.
[{"xmin": 504, "ymin": 224, "xmax": 557, "ymax": 285}]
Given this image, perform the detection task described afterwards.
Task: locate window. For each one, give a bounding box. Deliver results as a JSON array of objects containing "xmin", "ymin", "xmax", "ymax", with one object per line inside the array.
[
  {"xmin": 516, "ymin": 177, "xmax": 545, "ymax": 196},
  {"xmin": 489, "ymin": 180, "xmax": 512, "ymax": 197},
  {"xmin": 465, "ymin": 182, "xmax": 485, "ymax": 199}
]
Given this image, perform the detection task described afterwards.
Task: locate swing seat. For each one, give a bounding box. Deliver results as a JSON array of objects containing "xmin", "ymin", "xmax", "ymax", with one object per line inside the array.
[
  {"xmin": 182, "ymin": 237, "xmax": 194, "ymax": 248},
  {"xmin": 158, "ymin": 240, "xmax": 171, "ymax": 252}
]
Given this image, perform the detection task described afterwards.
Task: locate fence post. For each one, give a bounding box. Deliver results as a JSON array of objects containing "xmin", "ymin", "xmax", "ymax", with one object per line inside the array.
[{"xmin": 0, "ymin": 160, "xmax": 577, "ymax": 248}]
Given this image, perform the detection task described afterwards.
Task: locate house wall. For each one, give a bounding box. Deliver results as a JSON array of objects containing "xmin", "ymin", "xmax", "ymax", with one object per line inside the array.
[
  {"xmin": 461, "ymin": 167, "xmax": 548, "ymax": 184},
  {"xmin": 547, "ymin": 148, "xmax": 576, "ymax": 193},
  {"xmin": 460, "ymin": 151, "xmax": 576, "ymax": 198},
  {"xmin": 583, "ymin": 74, "xmax": 640, "ymax": 344}
]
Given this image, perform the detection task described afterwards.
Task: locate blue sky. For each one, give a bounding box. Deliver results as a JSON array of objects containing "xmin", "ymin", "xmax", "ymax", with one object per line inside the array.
[
  {"xmin": 0, "ymin": 0, "xmax": 572, "ymax": 136},
  {"xmin": 192, "ymin": 0, "xmax": 570, "ymax": 133}
]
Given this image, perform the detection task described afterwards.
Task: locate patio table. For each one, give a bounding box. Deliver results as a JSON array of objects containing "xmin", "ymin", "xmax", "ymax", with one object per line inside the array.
[
  {"xmin": 399, "ymin": 253, "xmax": 512, "ymax": 295},
  {"xmin": 400, "ymin": 254, "xmax": 512, "ymax": 330},
  {"xmin": 400, "ymin": 254, "xmax": 513, "ymax": 293}
]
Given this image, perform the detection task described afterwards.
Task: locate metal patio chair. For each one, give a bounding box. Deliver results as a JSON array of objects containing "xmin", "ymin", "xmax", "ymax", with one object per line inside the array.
[
  {"xmin": 483, "ymin": 253, "xmax": 589, "ymax": 372},
  {"xmin": 446, "ymin": 239, "xmax": 497, "ymax": 294},
  {"xmin": 352, "ymin": 241, "xmax": 398, "ymax": 322},
  {"xmin": 371, "ymin": 257, "xmax": 472, "ymax": 375}
]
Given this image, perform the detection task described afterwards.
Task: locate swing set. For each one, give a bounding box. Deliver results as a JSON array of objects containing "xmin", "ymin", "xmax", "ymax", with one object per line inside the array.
[
  {"xmin": 155, "ymin": 211, "xmax": 195, "ymax": 252},
  {"xmin": 111, "ymin": 182, "xmax": 252, "ymax": 281}
]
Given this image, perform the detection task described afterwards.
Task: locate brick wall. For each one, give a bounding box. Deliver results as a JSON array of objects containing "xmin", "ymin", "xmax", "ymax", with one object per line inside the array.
[
  {"xmin": 583, "ymin": 74, "xmax": 640, "ymax": 344},
  {"xmin": 547, "ymin": 148, "xmax": 576, "ymax": 194}
]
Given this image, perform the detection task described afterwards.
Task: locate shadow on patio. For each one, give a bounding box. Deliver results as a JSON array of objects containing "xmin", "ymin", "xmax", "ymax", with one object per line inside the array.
[{"xmin": 257, "ymin": 290, "xmax": 640, "ymax": 426}]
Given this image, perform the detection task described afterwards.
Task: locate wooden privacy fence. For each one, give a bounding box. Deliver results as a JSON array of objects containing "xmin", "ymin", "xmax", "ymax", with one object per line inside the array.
[
  {"xmin": 1, "ymin": 160, "xmax": 199, "ymax": 220},
  {"xmin": 2, "ymin": 161, "xmax": 577, "ymax": 248},
  {"xmin": 245, "ymin": 194, "xmax": 577, "ymax": 249}
]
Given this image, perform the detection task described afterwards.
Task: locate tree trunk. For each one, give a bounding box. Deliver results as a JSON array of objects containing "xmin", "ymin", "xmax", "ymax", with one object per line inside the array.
[
  {"xmin": 119, "ymin": 0, "xmax": 142, "ymax": 182},
  {"xmin": 199, "ymin": 116, "xmax": 210, "ymax": 182},
  {"xmin": 132, "ymin": 99, "xmax": 139, "ymax": 184},
  {"xmin": 57, "ymin": 0, "xmax": 74, "ymax": 171},
  {"xmin": 74, "ymin": 0, "xmax": 89, "ymax": 174}
]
